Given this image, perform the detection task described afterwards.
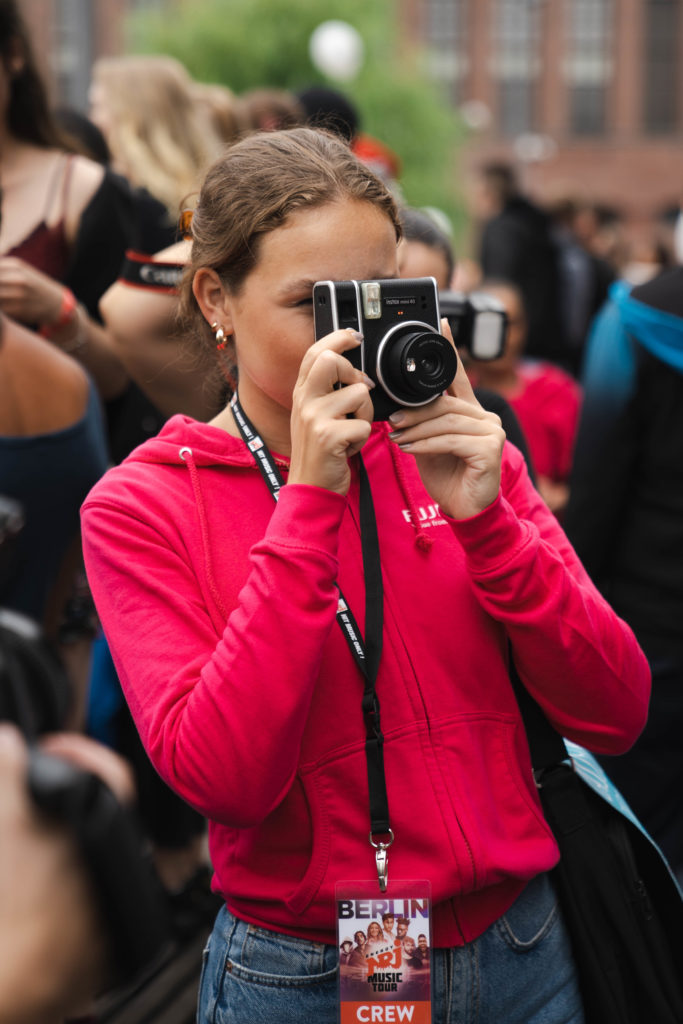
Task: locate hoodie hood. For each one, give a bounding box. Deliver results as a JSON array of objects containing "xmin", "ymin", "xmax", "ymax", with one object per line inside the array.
[
  {"xmin": 122, "ymin": 415, "xmax": 268, "ymax": 469},
  {"xmin": 611, "ymin": 278, "xmax": 683, "ymax": 375},
  {"xmin": 120, "ymin": 414, "xmax": 435, "ymax": 550}
]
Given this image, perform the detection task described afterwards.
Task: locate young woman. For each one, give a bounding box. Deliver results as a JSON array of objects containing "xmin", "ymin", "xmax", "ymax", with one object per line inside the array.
[
  {"xmin": 365, "ymin": 921, "xmax": 389, "ymax": 956},
  {"xmin": 0, "ymin": 0, "xmax": 132, "ymax": 401},
  {"xmin": 81, "ymin": 128, "xmax": 650, "ymax": 1024}
]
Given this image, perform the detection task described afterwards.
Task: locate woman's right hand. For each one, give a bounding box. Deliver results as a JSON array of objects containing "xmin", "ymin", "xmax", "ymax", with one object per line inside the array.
[
  {"xmin": 0, "ymin": 257, "xmax": 65, "ymax": 327},
  {"xmin": 288, "ymin": 329, "xmax": 374, "ymax": 496}
]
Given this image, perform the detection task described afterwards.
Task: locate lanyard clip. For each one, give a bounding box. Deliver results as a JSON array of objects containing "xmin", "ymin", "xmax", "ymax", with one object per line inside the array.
[{"xmin": 369, "ymin": 829, "xmax": 394, "ymax": 892}]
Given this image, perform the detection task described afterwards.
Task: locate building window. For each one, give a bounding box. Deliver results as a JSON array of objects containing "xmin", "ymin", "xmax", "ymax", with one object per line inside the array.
[
  {"xmin": 53, "ymin": 0, "xmax": 93, "ymax": 108},
  {"xmin": 565, "ymin": 0, "xmax": 613, "ymax": 136},
  {"xmin": 644, "ymin": 0, "xmax": 680, "ymax": 134},
  {"xmin": 493, "ymin": 0, "xmax": 541, "ymax": 136},
  {"xmin": 421, "ymin": 0, "xmax": 469, "ymax": 105}
]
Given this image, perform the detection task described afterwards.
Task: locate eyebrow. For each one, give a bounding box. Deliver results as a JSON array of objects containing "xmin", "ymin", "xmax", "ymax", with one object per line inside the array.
[
  {"xmin": 277, "ymin": 278, "xmax": 317, "ymax": 299},
  {"xmin": 278, "ymin": 273, "xmax": 399, "ymax": 298}
]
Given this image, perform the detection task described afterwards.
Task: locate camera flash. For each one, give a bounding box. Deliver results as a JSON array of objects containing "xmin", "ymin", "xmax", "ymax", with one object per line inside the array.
[{"xmin": 361, "ymin": 282, "xmax": 382, "ymax": 319}]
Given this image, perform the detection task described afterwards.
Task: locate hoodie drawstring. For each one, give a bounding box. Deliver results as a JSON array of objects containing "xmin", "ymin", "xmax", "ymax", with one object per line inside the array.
[
  {"xmin": 388, "ymin": 440, "xmax": 433, "ymax": 552},
  {"xmin": 178, "ymin": 447, "xmax": 229, "ymax": 620}
]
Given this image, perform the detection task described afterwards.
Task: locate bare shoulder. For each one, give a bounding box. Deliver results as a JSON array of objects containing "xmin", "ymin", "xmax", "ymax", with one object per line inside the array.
[{"xmin": 154, "ymin": 239, "xmax": 191, "ymax": 263}]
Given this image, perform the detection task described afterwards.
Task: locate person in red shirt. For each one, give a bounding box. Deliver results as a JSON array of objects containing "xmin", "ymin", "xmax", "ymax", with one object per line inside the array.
[{"xmin": 467, "ymin": 279, "xmax": 582, "ymax": 515}]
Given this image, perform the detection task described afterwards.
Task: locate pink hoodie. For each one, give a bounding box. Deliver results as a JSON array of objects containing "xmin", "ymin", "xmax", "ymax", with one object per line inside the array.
[{"xmin": 81, "ymin": 416, "xmax": 650, "ymax": 947}]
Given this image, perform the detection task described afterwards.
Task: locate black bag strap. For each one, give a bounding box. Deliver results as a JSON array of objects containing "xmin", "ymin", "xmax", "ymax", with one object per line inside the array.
[{"xmin": 508, "ymin": 655, "xmax": 568, "ymax": 776}]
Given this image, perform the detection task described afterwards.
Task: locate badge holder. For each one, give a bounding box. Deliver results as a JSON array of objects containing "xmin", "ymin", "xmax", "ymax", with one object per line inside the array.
[{"xmin": 336, "ymin": 880, "xmax": 433, "ymax": 1023}]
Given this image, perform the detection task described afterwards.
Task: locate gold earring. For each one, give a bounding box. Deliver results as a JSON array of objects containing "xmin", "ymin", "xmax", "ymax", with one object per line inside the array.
[{"xmin": 212, "ymin": 323, "xmax": 228, "ymax": 351}]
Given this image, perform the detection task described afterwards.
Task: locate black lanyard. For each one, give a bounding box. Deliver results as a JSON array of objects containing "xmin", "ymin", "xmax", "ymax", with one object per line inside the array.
[{"xmin": 230, "ymin": 393, "xmax": 394, "ymax": 889}]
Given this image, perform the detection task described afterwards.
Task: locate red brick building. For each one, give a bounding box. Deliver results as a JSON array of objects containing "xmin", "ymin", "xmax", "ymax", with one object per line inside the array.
[
  {"xmin": 24, "ymin": 0, "xmax": 683, "ymax": 232},
  {"xmin": 403, "ymin": 0, "xmax": 683, "ymax": 228},
  {"xmin": 21, "ymin": 0, "xmax": 129, "ymax": 108}
]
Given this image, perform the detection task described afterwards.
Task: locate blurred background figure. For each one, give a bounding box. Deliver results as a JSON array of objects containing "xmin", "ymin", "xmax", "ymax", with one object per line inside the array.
[
  {"xmin": 297, "ymin": 83, "xmax": 402, "ymax": 196},
  {"xmin": 53, "ymin": 104, "xmax": 112, "ymax": 165},
  {"xmin": 0, "ymin": 723, "xmax": 125, "ymax": 1024},
  {"xmin": 398, "ymin": 205, "xmax": 455, "ymax": 289},
  {"xmin": 0, "ymin": 0, "xmax": 133, "ymax": 718},
  {"xmin": 192, "ymin": 80, "xmax": 246, "ymax": 144},
  {"xmin": 296, "ymin": 83, "xmax": 358, "ymax": 141},
  {"xmin": 88, "ymin": 54, "xmax": 224, "ymax": 254},
  {"xmin": 619, "ymin": 231, "xmax": 674, "ymax": 286},
  {"xmin": 87, "ymin": 53, "xmax": 225, "ymax": 462},
  {"xmin": 466, "ymin": 280, "xmax": 581, "ymax": 516},
  {"xmin": 237, "ymin": 86, "xmax": 305, "ymax": 133},
  {"xmin": 546, "ymin": 195, "xmax": 615, "ymax": 376},
  {"xmin": 0, "ymin": 0, "xmax": 132, "ymax": 405},
  {"xmin": 470, "ymin": 161, "xmax": 566, "ymax": 370},
  {"xmin": 572, "ymin": 200, "xmax": 626, "ymax": 270},
  {"xmin": 0, "ymin": 313, "xmax": 107, "ymax": 726},
  {"xmin": 396, "ymin": 203, "xmax": 535, "ymax": 477},
  {"xmin": 565, "ymin": 264, "xmax": 683, "ymax": 883}
]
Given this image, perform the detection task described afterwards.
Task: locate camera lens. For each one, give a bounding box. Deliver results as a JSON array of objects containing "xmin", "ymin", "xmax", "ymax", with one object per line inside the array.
[
  {"xmin": 376, "ymin": 324, "xmax": 457, "ymax": 406},
  {"xmin": 420, "ymin": 354, "xmax": 442, "ymax": 377}
]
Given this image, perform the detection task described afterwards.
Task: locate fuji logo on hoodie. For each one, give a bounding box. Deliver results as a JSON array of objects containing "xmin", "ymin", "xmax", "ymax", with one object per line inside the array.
[{"xmin": 402, "ymin": 505, "xmax": 446, "ymax": 527}]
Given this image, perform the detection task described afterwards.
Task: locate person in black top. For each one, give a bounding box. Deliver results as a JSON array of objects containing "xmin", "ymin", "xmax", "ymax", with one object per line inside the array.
[
  {"xmin": 565, "ymin": 266, "xmax": 683, "ymax": 882},
  {"xmin": 473, "ymin": 161, "xmax": 566, "ymax": 369}
]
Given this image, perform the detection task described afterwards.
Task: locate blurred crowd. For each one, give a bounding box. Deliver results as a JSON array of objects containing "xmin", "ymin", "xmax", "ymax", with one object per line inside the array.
[{"xmin": 0, "ymin": 0, "xmax": 681, "ymax": 1019}]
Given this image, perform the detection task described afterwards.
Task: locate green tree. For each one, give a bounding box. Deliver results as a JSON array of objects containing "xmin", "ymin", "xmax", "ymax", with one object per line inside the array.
[{"xmin": 127, "ymin": 0, "xmax": 468, "ymax": 243}]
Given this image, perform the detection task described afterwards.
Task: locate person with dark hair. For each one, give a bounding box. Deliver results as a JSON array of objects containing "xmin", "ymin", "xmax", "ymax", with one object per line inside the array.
[
  {"xmin": 398, "ymin": 206, "xmax": 455, "ymax": 289},
  {"xmin": 349, "ymin": 929, "xmax": 367, "ymax": 968},
  {"xmin": 81, "ymin": 127, "xmax": 649, "ymax": 1022},
  {"xmin": 294, "ymin": 83, "xmax": 358, "ymax": 142},
  {"xmin": 546, "ymin": 195, "xmax": 615, "ymax": 376},
  {"xmin": 0, "ymin": 0, "xmax": 133, "ymax": 403},
  {"xmin": 295, "ymin": 84, "xmax": 359, "ymax": 142},
  {"xmin": 297, "ymin": 83, "xmax": 401, "ymax": 188},
  {"xmin": 53, "ymin": 106, "xmax": 112, "ymax": 166},
  {"xmin": 339, "ymin": 938, "xmax": 354, "ymax": 965},
  {"xmin": 472, "ymin": 160, "xmax": 566, "ymax": 370}
]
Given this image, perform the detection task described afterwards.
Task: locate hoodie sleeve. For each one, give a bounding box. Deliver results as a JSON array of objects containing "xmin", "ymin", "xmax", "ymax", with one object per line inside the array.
[
  {"xmin": 82, "ymin": 481, "xmax": 347, "ymax": 827},
  {"xmin": 449, "ymin": 442, "xmax": 650, "ymax": 754}
]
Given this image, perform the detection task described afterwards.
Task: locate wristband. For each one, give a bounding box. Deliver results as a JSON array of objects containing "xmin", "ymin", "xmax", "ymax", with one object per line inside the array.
[{"xmin": 39, "ymin": 287, "xmax": 78, "ymax": 338}]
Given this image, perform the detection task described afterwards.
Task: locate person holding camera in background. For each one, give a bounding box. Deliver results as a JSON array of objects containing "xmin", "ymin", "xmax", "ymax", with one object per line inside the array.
[{"xmin": 81, "ymin": 127, "xmax": 649, "ymax": 1023}]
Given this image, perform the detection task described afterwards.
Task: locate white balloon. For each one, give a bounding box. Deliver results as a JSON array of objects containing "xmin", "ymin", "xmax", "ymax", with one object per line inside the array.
[{"xmin": 309, "ymin": 20, "xmax": 364, "ymax": 82}]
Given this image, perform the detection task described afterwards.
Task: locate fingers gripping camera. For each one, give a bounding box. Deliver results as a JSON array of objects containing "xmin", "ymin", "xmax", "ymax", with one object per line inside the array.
[{"xmin": 313, "ymin": 277, "xmax": 457, "ymax": 421}]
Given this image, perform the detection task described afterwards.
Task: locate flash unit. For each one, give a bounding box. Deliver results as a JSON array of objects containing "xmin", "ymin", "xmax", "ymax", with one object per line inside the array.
[{"xmin": 361, "ymin": 281, "xmax": 382, "ymax": 319}]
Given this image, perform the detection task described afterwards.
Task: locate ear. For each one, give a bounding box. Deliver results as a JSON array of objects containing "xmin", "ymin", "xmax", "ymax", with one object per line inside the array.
[{"xmin": 192, "ymin": 268, "xmax": 236, "ymax": 335}]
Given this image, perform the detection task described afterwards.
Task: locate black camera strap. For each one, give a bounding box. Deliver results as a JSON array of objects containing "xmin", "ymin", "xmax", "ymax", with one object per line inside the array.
[{"xmin": 230, "ymin": 393, "xmax": 393, "ymax": 889}]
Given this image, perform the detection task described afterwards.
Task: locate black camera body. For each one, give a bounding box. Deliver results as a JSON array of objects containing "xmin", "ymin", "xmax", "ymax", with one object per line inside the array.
[
  {"xmin": 313, "ymin": 276, "xmax": 457, "ymax": 421},
  {"xmin": 439, "ymin": 291, "xmax": 508, "ymax": 361}
]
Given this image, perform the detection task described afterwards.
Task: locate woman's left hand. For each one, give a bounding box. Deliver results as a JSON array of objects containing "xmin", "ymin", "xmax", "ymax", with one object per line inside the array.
[
  {"xmin": 0, "ymin": 257, "xmax": 65, "ymax": 326},
  {"xmin": 388, "ymin": 320, "xmax": 506, "ymax": 520}
]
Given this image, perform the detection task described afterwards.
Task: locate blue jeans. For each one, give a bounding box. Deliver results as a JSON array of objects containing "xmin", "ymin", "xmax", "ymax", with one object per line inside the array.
[{"xmin": 197, "ymin": 873, "xmax": 584, "ymax": 1023}]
